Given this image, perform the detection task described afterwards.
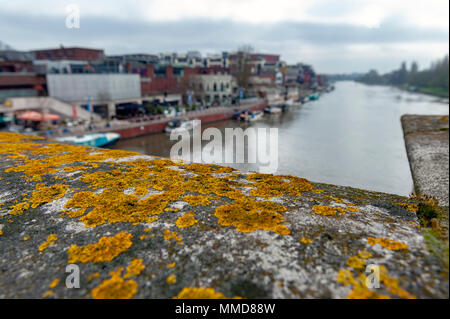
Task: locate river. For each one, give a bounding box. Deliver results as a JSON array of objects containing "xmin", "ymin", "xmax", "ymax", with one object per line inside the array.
[{"xmin": 112, "ymin": 81, "xmax": 449, "ymax": 196}]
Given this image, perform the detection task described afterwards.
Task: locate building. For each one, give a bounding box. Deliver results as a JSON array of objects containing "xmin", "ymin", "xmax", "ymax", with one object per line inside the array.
[
  {"xmin": 189, "ymin": 74, "xmax": 233, "ymax": 106},
  {"xmin": 0, "ymin": 50, "xmax": 46, "ymax": 102},
  {"xmin": 47, "ymin": 73, "xmax": 141, "ymax": 102},
  {"xmin": 32, "ymin": 47, "xmax": 105, "ymax": 61},
  {"xmin": 0, "ymin": 74, "xmax": 46, "ymax": 103}
]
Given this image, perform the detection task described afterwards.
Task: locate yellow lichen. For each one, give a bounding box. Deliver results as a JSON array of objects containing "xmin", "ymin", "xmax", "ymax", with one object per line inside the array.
[
  {"xmin": 358, "ymin": 250, "xmax": 373, "ymax": 259},
  {"xmin": 163, "ymin": 229, "xmax": 183, "ymax": 245},
  {"xmin": 9, "ymin": 184, "xmax": 68, "ymax": 215},
  {"xmin": 42, "ymin": 290, "xmax": 53, "ymax": 297},
  {"xmin": 67, "ymin": 232, "xmax": 133, "ymax": 263},
  {"xmin": 247, "ymin": 173, "xmax": 314, "ymax": 198},
  {"xmin": 176, "ymin": 212, "xmax": 198, "ymax": 228},
  {"xmin": 346, "ymin": 256, "xmax": 366, "ymax": 270},
  {"xmin": 394, "ymin": 202, "xmax": 418, "ymax": 213},
  {"xmin": 174, "ymin": 287, "xmax": 240, "ymax": 299},
  {"xmin": 367, "ymin": 237, "xmax": 408, "ymax": 251},
  {"xmin": 91, "ymin": 268, "xmax": 138, "ymax": 299},
  {"xmin": 123, "ymin": 258, "xmax": 145, "ymax": 279},
  {"xmin": 214, "ymin": 197, "xmax": 289, "ymax": 235},
  {"xmin": 166, "ymin": 274, "xmax": 177, "ymax": 284},
  {"xmin": 312, "ymin": 205, "xmax": 338, "ymax": 216},
  {"xmin": 300, "ymin": 237, "xmax": 313, "ymax": 244},
  {"xmin": 38, "ymin": 234, "xmax": 58, "ymax": 252},
  {"xmin": 183, "ymin": 195, "xmax": 213, "ymax": 206},
  {"xmin": 336, "ymin": 269, "xmax": 357, "ymax": 286},
  {"xmin": 167, "ymin": 262, "xmax": 176, "ymax": 268},
  {"xmin": 49, "ymin": 279, "xmax": 60, "ymax": 289},
  {"xmin": 88, "ymin": 273, "xmax": 101, "ymax": 281}
]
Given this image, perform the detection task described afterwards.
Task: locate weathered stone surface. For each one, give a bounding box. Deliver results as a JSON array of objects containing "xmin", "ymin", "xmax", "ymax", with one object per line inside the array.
[
  {"xmin": 0, "ymin": 132, "xmax": 448, "ymax": 299},
  {"xmin": 401, "ymin": 115, "xmax": 449, "ymax": 207}
]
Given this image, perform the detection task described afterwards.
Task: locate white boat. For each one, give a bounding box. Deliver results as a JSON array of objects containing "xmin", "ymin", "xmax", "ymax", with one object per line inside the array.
[
  {"xmin": 165, "ymin": 119, "xmax": 199, "ymax": 134},
  {"xmin": 248, "ymin": 111, "xmax": 264, "ymax": 122},
  {"xmin": 56, "ymin": 132, "xmax": 120, "ymax": 148},
  {"xmin": 264, "ymin": 105, "xmax": 282, "ymax": 114}
]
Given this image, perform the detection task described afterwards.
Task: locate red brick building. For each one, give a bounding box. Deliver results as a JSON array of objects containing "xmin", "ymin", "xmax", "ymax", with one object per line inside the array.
[
  {"xmin": 126, "ymin": 63, "xmax": 231, "ymax": 97},
  {"xmin": 32, "ymin": 47, "xmax": 105, "ymax": 61}
]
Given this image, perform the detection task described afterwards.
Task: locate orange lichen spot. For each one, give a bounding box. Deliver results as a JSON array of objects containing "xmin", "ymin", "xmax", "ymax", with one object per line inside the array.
[
  {"xmin": 247, "ymin": 173, "xmax": 314, "ymax": 198},
  {"xmin": 176, "ymin": 212, "xmax": 198, "ymax": 228},
  {"xmin": 39, "ymin": 234, "xmax": 58, "ymax": 252},
  {"xmin": 174, "ymin": 287, "xmax": 240, "ymax": 299},
  {"xmin": 124, "ymin": 259, "xmax": 145, "ymax": 279},
  {"xmin": 91, "ymin": 268, "xmax": 138, "ymax": 299},
  {"xmin": 63, "ymin": 166, "xmax": 86, "ymax": 173},
  {"xmin": 167, "ymin": 262, "xmax": 176, "ymax": 268},
  {"xmin": 9, "ymin": 184, "xmax": 68, "ymax": 215},
  {"xmin": 336, "ymin": 269, "xmax": 356, "ymax": 286},
  {"xmin": 312, "ymin": 189, "xmax": 324, "ymax": 194},
  {"xmin": 300, "ymin": 237, "xmax": 313, "ymax": 244},
  {"xmin": 42, "ymin": 290, "xmax": 53, "ymax": 298},
  {"xmin": 49, "ymin": 279, "xmax": 60, "ymax": 289},
  {"xmin": 166, "ymin": 274, "xmax": 177, "ymax": 284},
  {"xmin": 214, "ymin": 197, "xmax": 289, "ymax": 235},
  {"xmin": 144, "ymin": 227, "xmax": 152, "ymax": 232},
  {"xmin": 183, "ymin": 195, "xmax": 212, "ymax": 206},
  {"xmin": 0, "ymin": 229, "xmax": 3, "ymax": 236},
  {"xmin": 312, "ymin": 205, "xmax": 338, "ymax": 216},
  {"xmin": 367, "ymin": 237, "xmax": 408, "ymax": 251},
  {"xmin": 378, "ymin": 266, "xmax": 416, "ymax": 299},
  {"xmin": 67, "ymin": 232, "xmax": 133, "ymax": 263},
  {"xmin": 394, "ymin": 202, "xmax": 418, "ymax": 213},
  {"xmin": 347, "ymin": 281, "xmax": 391, "ymax": 299},
  {"xmin": 88, "ymin": 273, "xmax": 101, "ymax": 281},
  {"xmin": 64, "ymin": 190, "xmax": 161, "ymax": 227},
  {"xmin": 358, "ymin": 250, "xmax": 373, "ymax": 259},
  {"xmin": 346, "ymin": 256, "xmax": 366, "ymax": 270},
  {"xmin": 163, "ymin": 229, "xmax": 183, "ymax": 243},
  {"xmin": 139, "ymin": 235, "xmax": 147, "ymax": 240},
  {"xmin": 23, "ymin": 236, "xmax": 30, "ymax": 242},
  {"xmin": 346, "ymin": 207, "xmax": 359, "ymax": 212}
]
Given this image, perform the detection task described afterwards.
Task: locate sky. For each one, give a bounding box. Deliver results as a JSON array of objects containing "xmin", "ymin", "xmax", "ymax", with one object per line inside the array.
[{"xmin": 0, "ymin": 0, "xmax": 448, "ymax": 73}]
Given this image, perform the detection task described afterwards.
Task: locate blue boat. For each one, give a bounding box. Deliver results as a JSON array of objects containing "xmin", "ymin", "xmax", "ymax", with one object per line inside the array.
[
  {"xmin": 309, "ymin": 93, "xmax": 320, "ymax": 101},
  {"xmin": 56, "ymin": 132, "xmax": 121, "ymax": 148}
]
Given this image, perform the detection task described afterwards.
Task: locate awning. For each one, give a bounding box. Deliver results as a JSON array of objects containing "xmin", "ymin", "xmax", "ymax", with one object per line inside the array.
[{"xmin": 17, "ymin": 111, "xmax": 61, "ymax": 122}]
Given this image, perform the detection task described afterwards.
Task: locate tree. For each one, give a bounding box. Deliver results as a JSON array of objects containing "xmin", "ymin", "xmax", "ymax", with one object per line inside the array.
[{"xmin": 232, "ymin": 45, "xmax": 254, "ymax": 90}]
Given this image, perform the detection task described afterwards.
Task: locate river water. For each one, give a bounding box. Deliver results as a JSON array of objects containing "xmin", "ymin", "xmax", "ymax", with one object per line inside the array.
[{"xmin": 112, "ymin": 81, "xmax": 449, "ymax": 196}]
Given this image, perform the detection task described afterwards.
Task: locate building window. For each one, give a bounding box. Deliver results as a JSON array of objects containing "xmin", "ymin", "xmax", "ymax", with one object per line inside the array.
[{"xmin": 213, "ymin": 83, "xmax": 217, "ymax": 92}]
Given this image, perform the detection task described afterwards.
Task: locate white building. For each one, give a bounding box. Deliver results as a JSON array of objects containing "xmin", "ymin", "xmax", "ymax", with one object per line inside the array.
[
  {"xmin": 190, "ymin": 74, "xmax": 233, "ymax": 106},
  {"xmin": 46, "ymin": 74, "xmax": 141, "ymax": 103}
]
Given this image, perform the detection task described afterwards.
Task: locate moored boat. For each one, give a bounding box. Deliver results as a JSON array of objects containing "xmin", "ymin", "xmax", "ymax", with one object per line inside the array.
[
  {"xmin": 248, "ymin": 111, "xmax": 264, "ymax": 122},
  {"xmin": 56, "ymin": 132, "xmax": 121, "ymax": 148},
  {"xmin": 309, "ymin": 93, "xmax": 320, "ymax": 101},
  {"xmin": 264, "ymin": 105, "xmax": 282, "ymax": 114},
  {"xmin": 165, "ymin": 119, "xmax": 199, "ymax": 134}
]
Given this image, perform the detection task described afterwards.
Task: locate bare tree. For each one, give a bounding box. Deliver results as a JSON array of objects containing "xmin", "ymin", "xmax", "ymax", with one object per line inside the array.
[{"xmin": 232, "ymin": 45, "xmax": 254, "ymax": 90}]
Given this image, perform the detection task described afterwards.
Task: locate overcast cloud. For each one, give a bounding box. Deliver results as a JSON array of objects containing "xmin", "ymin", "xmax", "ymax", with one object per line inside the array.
[{"xmin": 0, "ymin": 0, "xmax": 448, "ymax": 73}]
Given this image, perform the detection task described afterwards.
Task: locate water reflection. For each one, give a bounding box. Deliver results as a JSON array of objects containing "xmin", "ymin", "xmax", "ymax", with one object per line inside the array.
[{"xmin": 112, "ymin": 81, "xmax": 449, "ymax": 196}]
